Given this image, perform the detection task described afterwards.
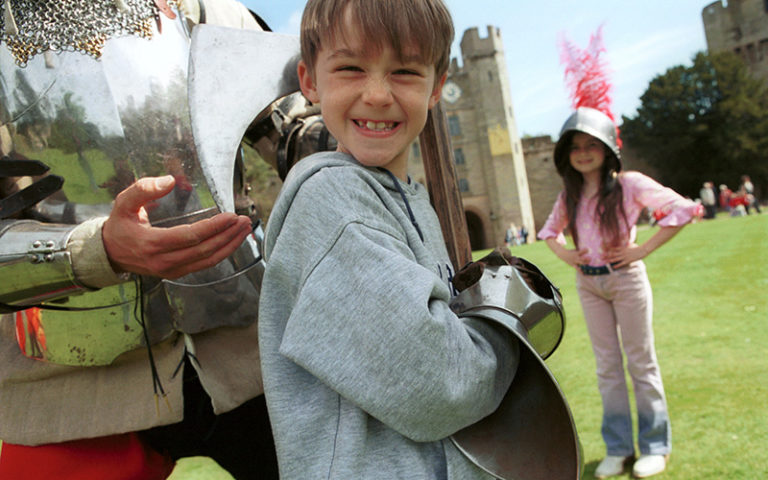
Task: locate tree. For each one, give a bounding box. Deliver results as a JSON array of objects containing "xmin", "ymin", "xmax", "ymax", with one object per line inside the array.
[{"xmin": 620, "ymin": 51, "xmax": 768, "ymax": 199}]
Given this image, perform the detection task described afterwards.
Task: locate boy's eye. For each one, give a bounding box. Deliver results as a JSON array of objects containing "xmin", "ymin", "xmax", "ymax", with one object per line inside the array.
[
  {"xmin": 337, "ymin": 65, "xmax": 363, "ymax": 72},
  {"xmin": 394, "ymin": 68, "xmax": 419, "ymax": 75}
]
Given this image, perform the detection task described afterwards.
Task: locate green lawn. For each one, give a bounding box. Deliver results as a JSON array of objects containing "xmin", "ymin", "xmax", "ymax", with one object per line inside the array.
[
  {"xmin": 3, "ymin": 213, "xmax": 764, "ymax": 479},
  {"xmin": 520, "ymin": 213, "xmax": 768, "ymax": 479}
]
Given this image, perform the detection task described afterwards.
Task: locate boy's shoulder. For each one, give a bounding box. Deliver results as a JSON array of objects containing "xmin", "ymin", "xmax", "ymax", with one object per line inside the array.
[
  {"xmin": 281, "ymin": 151, "xmax": 387, "ymax": 201},
  {"xmin": 266, "ymin": 152, "xmax": 403, "ymax": 248}
]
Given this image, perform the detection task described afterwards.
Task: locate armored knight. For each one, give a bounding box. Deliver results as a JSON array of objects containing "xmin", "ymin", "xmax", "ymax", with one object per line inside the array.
[{"xmin": 0, "ymin": 0, "xmax": 331, "ymax": 478}]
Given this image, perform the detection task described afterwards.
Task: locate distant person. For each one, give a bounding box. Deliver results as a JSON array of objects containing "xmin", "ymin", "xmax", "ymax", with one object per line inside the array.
[
  {"xmin": 739, "ymin": 174, "xmax": 761, "ymax": 214},
  {"xmin": 538, "ymin": 107, "xmax": 702, "ymax": 479},
  {"xmin": 699, "ymin": 181, "xmax": 717, "ymax": 219},
  {"xmin": 719, "ymin": 184, "xmax": 732, "ymax": 212},
  {"xmin": 505, "ymin": 222, "xmax": 519, "ymax": 246},
  {"xmin": 728, "ymin": 190, "xmax": 749, "ymax": 217},
  {"xmin": 519, "ymin": 224, "xmax": 529, "ymax": 244}
]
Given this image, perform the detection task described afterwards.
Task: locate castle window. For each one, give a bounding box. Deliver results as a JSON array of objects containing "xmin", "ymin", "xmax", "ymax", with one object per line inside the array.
[
  {"xmin": 454, "ymin": 148, "xmax": 465, "ymax": 165},
  {"xmin": 746, "ymin": 43, "xmax": 756, "ymax": 62},
  {"xmin": 458, "ymin": 178, "xmax": 470, "ymax": 192},
  {"xmin": 448, "ymin": 115, "xmax": 462, "ymax": 136}
]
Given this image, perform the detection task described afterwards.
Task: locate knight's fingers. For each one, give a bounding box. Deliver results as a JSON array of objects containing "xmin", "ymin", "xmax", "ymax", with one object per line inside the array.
[
  {"xmin": 156, "ymin": 220, "xmax": 252, "ymax": 278},
  {"xmin": 157, "ymin": 213, "xmax": 249, "ymax": 251},
  {"xmin": 113, "ymin": 176, "xmax": 176, "ymax": 215}
]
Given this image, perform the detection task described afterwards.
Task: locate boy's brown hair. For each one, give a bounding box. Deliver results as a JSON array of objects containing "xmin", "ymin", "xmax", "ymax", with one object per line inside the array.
[{"xmin": 300, "ymin": 0, "xmax": 454, "ymax": 82}]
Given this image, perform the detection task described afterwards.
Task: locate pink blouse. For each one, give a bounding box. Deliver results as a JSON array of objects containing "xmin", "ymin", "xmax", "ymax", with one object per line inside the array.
[{"xmin": 537, "ymin": 171, "xmax": 703, "ymax": 266}]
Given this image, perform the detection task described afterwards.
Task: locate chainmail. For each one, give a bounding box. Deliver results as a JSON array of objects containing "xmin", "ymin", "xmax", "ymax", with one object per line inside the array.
[{"xmin": 1, "ymin": 0, "xmax": 178, "ymax": 67}]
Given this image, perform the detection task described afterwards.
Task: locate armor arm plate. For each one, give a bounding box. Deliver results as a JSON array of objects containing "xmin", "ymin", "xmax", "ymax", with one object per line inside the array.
[{"xmin": 0, "ymin": 218, "xmax": 127, "ymax": 310}]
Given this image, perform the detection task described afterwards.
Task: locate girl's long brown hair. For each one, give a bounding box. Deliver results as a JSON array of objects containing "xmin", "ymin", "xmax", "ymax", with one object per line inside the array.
[{"xmin": 556, "ymin": 131, "xmax": 629, "ymax": 249}]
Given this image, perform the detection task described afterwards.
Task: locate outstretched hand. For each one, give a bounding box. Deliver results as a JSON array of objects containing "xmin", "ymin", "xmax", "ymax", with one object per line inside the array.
[{"xmin": 102, "ymin": 176, "xmax": 253, "ymax": 279}]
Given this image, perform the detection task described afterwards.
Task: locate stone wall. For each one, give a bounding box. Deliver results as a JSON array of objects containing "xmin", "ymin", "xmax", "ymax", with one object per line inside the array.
[{"xmin": 702, "ymin": 0, "xmax": 768, "ymax": 82}]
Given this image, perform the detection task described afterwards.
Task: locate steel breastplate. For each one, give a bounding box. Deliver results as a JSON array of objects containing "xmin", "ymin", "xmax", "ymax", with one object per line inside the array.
[{"xmin": 1, "ymin": 8, "xmax": 300, "ymax": 365}]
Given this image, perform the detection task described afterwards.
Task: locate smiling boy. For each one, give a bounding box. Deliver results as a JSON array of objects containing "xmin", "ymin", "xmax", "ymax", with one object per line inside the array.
[
  {"xmin": 296, "ymin": 0, "xmax": 445, "ymax": 180},
  {"xmin": 257, "ymin": 1, "xmax": 520, "ymax": 478}
]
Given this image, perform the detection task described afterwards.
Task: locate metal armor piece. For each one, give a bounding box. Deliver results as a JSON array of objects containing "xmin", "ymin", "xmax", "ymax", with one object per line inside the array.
[
  {"xmin": 188, "ymin": 25, "xmax": 301, "ymax": 212},
  {"xmin": 554, "ymin": 106, "xmax": 621, "ymax": 172},
  {"xmin": 450, "ymin": 261, "xmax": 565, "ymax": 359},
  {"xmin": 245, "ymin": 91, "xmax": 336, "ymax": 181},
  {"xmin": 0, "ymin": 220, "xmax": 86, "ymax": 307},
  {"xmin": 0, "ymin": 9, "xmax": 302, "ymax": 365},
  {"xmin": 0, "ymin": 0, "xmax": 161, "ymax": 66},
  {"xmin": 450, "ymin": 264, "xmax": 582, "ymax": 480}
]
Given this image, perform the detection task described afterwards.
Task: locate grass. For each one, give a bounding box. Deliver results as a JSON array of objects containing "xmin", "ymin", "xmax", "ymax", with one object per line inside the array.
[{"xmin": 3, "ymin": 214, "xmax": 764, "ymax": 479}]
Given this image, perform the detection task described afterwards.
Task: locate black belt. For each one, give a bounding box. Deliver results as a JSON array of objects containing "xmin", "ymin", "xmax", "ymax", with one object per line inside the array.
[{"xmin": 579, "ymin": 262, "xmax": 621, "ymax": 276}]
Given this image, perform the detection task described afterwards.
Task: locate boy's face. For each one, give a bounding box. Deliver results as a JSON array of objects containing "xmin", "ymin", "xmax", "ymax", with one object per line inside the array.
[{"xmin": 298, "ymin": 15, "xmax": 445, "ymax": 180}]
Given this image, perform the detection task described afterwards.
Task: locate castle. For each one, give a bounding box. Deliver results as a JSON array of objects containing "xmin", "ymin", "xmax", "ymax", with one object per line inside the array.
[
  {"xmin": 702, "ymin": 0, "xmax": 768, "ymax": 84},
  {"xmin": 408, "ymin": 26, "xmax": 541, "ymax": 250}
]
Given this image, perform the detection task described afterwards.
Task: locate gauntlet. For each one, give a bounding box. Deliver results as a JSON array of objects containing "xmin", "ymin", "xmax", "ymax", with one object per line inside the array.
[{"xmin": 449, "ymin": 248, "xmax": 582, "ymax": 480}]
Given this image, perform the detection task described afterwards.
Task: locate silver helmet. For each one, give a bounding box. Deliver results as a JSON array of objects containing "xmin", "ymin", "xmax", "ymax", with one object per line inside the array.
[{"xmin": 554, "ymin": 106, "xmax": 621, "ymax": 174}]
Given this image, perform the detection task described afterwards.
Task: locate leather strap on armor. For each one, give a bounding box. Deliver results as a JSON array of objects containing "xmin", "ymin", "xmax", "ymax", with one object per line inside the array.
[{"xmin": 0, "ymin": 156, "xmax": 64, "ymax": 219}]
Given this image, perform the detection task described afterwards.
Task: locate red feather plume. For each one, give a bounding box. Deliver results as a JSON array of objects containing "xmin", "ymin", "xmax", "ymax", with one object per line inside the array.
[{"xmin": 558, "ymin": 26, "xmax": 622, "ymax": 147}]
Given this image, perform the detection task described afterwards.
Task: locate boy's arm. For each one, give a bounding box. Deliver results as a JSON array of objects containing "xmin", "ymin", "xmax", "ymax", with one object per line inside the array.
[{"xmin": 278, "ymin": 222, "xmax": 518, "ymax": 442}]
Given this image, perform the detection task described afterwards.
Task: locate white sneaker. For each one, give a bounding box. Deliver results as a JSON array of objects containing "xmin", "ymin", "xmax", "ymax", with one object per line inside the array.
[
  {"xmin": 632, "ymin": 454, "xmax": 668, "ymax": 478},
  {"xmin": 595, "ymin": 455, "xmax": 632, "ymax": 478}
]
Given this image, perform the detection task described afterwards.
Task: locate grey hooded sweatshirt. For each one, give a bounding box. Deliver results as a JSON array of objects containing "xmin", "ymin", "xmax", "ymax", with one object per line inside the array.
[{"xmin": 259, "ymin": 152, "xmax": 518, "ymax": 479}]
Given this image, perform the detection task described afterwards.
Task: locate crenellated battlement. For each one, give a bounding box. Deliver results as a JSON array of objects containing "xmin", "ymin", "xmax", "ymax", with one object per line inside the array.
[{"xmin": 460, "ymin": 26, "xmax": 503, "ymax": 60}]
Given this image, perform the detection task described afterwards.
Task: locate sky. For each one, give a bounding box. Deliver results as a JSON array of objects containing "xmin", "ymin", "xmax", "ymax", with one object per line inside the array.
[{"xmin": 243, "ymin": 0, "xmax": 714, "ymax": 138}]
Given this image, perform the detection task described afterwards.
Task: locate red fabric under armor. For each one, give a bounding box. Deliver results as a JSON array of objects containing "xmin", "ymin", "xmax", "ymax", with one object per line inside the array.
[{"xmin": 0, "ymin": 432, "xmax": 174, "ymax": 480}]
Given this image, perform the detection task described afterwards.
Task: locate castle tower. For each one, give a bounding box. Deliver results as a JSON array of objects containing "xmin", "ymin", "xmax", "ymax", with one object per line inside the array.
[
  {"xmin": 702, "ymin": 0, "xmax": 768, "ymax": 83},
  {"xmin": 410, "ymin": 26, "xmax": 535, "ymax": 250}
]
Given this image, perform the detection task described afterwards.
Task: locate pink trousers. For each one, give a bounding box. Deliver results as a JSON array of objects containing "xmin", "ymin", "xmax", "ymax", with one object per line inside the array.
[{"xmin": 576, "ymin": 261, "xmax": 671, "ymax": 456}]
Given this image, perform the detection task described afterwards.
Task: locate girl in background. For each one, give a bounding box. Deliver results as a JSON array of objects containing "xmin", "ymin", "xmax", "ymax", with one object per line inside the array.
[{"xmin": 538, "ymin": 107, "xmax": 702, "ymax": 478}]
